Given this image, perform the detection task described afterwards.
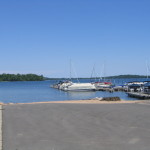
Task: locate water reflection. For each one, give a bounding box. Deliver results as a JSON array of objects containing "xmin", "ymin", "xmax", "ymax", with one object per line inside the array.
[{"xmin": 66, "ymin": 91, "xmax": 96, "ymax": 100}]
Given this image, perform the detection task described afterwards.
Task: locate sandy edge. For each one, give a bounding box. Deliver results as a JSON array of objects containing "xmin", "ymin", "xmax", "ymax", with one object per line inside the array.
[{"xmin": 0, "ymin": 99, "xmax": 150, "ymax": 105}]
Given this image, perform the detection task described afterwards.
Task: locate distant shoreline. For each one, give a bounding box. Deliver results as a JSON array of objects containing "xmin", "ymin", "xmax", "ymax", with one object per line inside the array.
[
  {"xmin": 0, "ymin": 74, "xmax": 148, "ymax": 81},
  {"xmin": 47, "ymin": 75, "xmax": 148, "ymax": 80}
]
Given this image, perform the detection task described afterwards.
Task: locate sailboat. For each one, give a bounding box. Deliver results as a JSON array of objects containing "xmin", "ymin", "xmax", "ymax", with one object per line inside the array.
[
  {"xmin": 52, "ymin": 61, "xmax": 96, "ymax": 91},
  {"xmin": 61, "ymin": 82, "xmax": 96, "ymax": 91},
  {"xmin": 61, "ymin": 62, "xmax": 96, "ymax": 91},
  {"xmin": 91, "ymin": 63, "xmax": 113, "ymax": 90}
]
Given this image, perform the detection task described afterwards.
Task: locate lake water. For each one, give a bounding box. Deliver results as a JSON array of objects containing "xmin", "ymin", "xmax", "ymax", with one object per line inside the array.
[{"xmin": 0, "ymin": 78, "xmax": 149, "ymax": 103}]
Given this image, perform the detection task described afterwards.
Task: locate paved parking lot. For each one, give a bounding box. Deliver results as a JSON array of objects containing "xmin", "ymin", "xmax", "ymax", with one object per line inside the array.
[
  {"xmin": 0, "ymin": 105, "xmax": 2, "ymax": 150},
  {"xmin": 2, "ymin": 103, "xmax": 150, "ymax": 150}
]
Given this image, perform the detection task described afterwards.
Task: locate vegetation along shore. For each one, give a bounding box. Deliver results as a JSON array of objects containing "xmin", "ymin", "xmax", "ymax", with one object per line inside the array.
[
  {"xmin": 0, "ymin": 73, "xmax": 44, "ymax": 81},
  {"xmin": 47, "ymin": 74, "xmax": 148, "ymax": 80},
  {"xmin": 0, "ymin": 74, "xmax": 148, "ymax": 82}
]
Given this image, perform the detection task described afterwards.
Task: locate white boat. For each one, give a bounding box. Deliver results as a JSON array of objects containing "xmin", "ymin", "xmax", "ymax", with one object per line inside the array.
[
  {"xmin": 52, "ymin": 61, "xmax": 96, "ymax": 91},
  {"xmin": 61, "ymin": 82, "xmax": 96, "ymax": 91},
  {"xmin": 94, "ymin": 82, "xmax": 112, "ymax": 89},
  {"xmin": 58, "ymin": 81, "xmax": 73, "ymax": 90},
  {"xmin": 125, "ymin": 81, "xmax": 145, "ymax": 86},
  {"xmin": 51, "ymin": 80, "xmax": 72, "ymax": 89}
]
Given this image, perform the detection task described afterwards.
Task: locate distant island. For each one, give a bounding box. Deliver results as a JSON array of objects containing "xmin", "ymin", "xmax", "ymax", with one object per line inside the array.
[
  {"xmin": 0, "ymin": 74, "xmax": 44, "ymax": 81},
  {"xmin": 106, "ymin": 75, "xmax": 148, "ymax": 79},
  {"xmin": 47, "ymin": 75, "xmax": 148, "ymax": 80}
]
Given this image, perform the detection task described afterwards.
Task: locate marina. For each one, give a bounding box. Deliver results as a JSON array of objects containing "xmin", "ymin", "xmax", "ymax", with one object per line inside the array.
[
  {"xmin": 0, "ymin": 78, "xmax": 150, "ymax": 104},
  {"xmin": 52, "ymin": 78, "xmax": 150, "ymax": 100}
]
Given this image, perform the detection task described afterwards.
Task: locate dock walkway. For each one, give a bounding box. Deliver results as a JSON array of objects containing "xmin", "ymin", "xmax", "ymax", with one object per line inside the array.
[{"xmin": 127, "ymin": 92, "xmax": 150, "ymax": 99}]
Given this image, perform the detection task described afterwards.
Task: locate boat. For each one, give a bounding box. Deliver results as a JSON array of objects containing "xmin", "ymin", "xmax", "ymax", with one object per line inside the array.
[
  {"xmin": 125, "ymin": 81, "xmax": 147, "ymax": 92},
  {"xmin": 90, "ymin": 63, "xmax": 113, "ymax": 90},
  {"xmin": 94, "ymin": 81, "xmax": 112, "ymax": 88},
  {"xmin": 61, "ymin": 82, "xmax": 96, "ymax": 91},
  {"xmin": 52, "ymin": 60, "xmax": 97, "ymax": 91},
  {"xmin": 51, "ymin": 80, "xmax": 72, "ymax": 89},
  {"xmin": 58, "ymin": 81, "xmax": 73, "ymax": 90},
  {"xmin": 142, "ymin": 82, "xmax": 150, "ymax": 94},
  {"xmin": 126, "ymin": 81, "xmax": 150, "ymax": 99},
  {"xmin": 52, "ymin": 81, "xmax": 96, "ymax": 91},
  {"xmin": 94, "ymin": 81, "xmax": 113, "ymax": 91}
]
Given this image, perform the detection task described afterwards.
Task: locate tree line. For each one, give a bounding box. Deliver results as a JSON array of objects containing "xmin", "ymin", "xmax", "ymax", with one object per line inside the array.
[
  {"xmin": 106, "ymin": 75, "xmax": 147, "ymax": 79},
  {"xmin": 0, "ymin": 74, "xmax": 44, "ymax": 81}
]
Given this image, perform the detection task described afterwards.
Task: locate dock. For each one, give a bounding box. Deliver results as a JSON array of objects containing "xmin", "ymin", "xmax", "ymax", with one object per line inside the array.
[
  {"xmin": 96, "ymin": 87, "xmax": 114, "ymax": 92},
  {"xmin": 96, "ymin": 86, "xmax": 127, "ymax": 92},
  {"xmin": 127, "ymin": 92, "xmax": 150, "ymax": 99}
]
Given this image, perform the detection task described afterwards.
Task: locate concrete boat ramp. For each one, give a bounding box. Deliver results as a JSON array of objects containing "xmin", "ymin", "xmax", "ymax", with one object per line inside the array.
[{"xmin": 1, "ymin": 102, "xmax": 150, "ymax": 150}]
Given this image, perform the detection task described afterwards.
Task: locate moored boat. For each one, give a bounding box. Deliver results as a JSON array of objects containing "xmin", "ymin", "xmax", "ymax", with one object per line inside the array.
[
  {"xmin": 61, "ymin": 82, "xmax": 96, "ymax": 91},
  {"xmin": 94, "ymin": 82, "xmax": 113, "ymax": 90}
]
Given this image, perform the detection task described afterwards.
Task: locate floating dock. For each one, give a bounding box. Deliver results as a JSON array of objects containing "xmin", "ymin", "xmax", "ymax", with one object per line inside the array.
[
  {"xmin": 96, "ymin": 87, "xmax": 114, "ymax": 92},
  {"xmin": 127, "ymin": 92, "xmax": 150, "ymax": 99}
]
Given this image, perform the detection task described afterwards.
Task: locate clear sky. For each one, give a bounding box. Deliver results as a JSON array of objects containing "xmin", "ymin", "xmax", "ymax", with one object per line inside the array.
[{"xmin": 0, "ymin": 0, "xmax": 150, "ymax": 78}]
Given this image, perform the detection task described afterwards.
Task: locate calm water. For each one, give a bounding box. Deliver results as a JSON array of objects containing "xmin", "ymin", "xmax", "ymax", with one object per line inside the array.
[{"xmin": 0, "ymin": 78, "xmax": 149, "ymax": 103}]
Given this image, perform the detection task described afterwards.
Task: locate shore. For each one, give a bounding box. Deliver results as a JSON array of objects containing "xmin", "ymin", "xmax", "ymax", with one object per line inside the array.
[{"xmin": 1, "ymin": 99, "xmax": 150, "ymax": 105}]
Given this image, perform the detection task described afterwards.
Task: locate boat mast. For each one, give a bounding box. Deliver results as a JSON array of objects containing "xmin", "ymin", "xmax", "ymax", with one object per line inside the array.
[
  {"xmin": 72, "ymin": 63, "xmax": 80, "ymax": 83},
  {"xmin": 101, "ymin": 61, "xmax": 106, "ymax": 82},
  {"xmin": 146, "ymin": 60, "xmax": 149, "ymax": 79},
  {"xmin": 91, "ymin": 64, "xmax": 97, "ymax": 82},
  {"xmin": 69, "ymin": 59, "xmax": 72, "ymax": 81},
  {"xmin": 70, "ymin": 60, "xmax": 80, "ymax": 83}
]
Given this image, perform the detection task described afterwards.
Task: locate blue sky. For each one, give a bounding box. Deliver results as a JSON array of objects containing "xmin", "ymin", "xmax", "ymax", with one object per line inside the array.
[{"xmin": 0, "ymin": 0, "xmax": 150, "ymax": 77}]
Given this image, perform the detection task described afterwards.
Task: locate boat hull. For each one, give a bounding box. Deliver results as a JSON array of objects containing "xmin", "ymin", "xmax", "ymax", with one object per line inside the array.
[{"xmin": 62, "ymin": 83, "xmax": 96, "ymax": 91}]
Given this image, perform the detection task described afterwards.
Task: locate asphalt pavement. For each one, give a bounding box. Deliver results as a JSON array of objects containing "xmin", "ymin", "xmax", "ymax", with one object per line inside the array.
[
  {"xmin": 0, "ymin": 105, "xmax": 2, "ymax": 150},
  {"xmin": 2, "ymin": 102, "xmax": 150, "ymax": 150}
]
